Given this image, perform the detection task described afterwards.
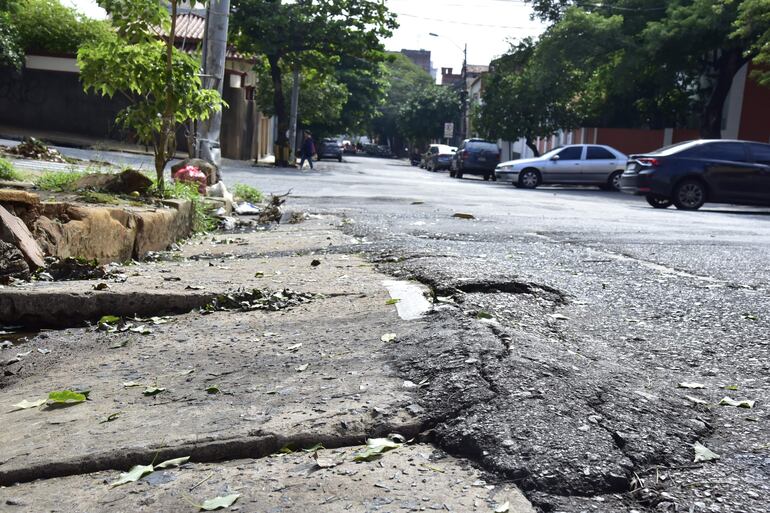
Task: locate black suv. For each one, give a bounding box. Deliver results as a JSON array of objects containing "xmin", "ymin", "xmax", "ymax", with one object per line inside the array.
[
  {"xmin": 450, "ymin": 139, "xmax": 501, "ymax": 181},
  {"xmin": 620, "ymin": 139, "xmax": 770, "ymax": 210}
]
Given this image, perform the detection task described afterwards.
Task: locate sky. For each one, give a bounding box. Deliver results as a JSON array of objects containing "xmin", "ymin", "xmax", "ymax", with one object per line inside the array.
[
  {"xmin": 67, "ymin": 0, "xmax": 548, "ymax": 72},
  {"xmin": 383, "ymin": 0, "xmax": 547, "ymax": 74}
]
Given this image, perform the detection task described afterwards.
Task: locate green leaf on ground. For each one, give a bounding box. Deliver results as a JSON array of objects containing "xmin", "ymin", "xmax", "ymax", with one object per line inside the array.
[
  {"xmin": 47, "ymin": 390, "xmax": 87, "ymax": 406},
  {"xmin": 495, "ymin": 502, "xmax": 511, "ymax": 513},
  {"xmin": 206, "ymin": 385, "xmax": 221, "ymax": 394},
  {"xmin": 200, "ymin": 493, "xmax": 240, "ymax": 510},
  {"xmin": 11, "ymin": 398, "xmax": 47, "ymax": 411},
  {"xmin": 476, "ymin": 311, "xmax": 494, "ymax": 320},
  {"xmin": 685, "ymin": 395, "xmax": 708, "ymax": 405},
  {"xmin": 302, "ymin": 443, "xmax": 325, "ymax": 453},
  {"xmin": 677, "ymin": 382, "xmax": 706, "ymax": 389},
  {"xmin": 385, "ymin": 298, "xmax": 400, "ymax": 305},
  {"xmin": 143, "ymin": 386, "xmax": 166, "ymax": 396},
  {"xmin": 110, "ymin": 464, "xmax": 154, "ymax": 487},
  {"xmin": 155, "ymin": 456, "xmax": 190, "ymax": 469},
  {"xmin": 693, "ymin": 442, "xmax": 720, "ymax": 463},
  {"xmin": 742, "ymin": 313, "xmax": 758, "ymax": 321},
  {"xmin": 353, "ymin": 438, "xmax": 402, "ymax": 462},
  {"xmin": 99, "ymin": 315, "xmax": 121, "ymax": 325},
  {"xmin": 723, "ymin": 385, "xmax": 739, "ymax": 391},
  {"xmin": 719, "ymin": 396, "xmax": 755, "ymax": 409},
  {"xmin": 380, "ymin": 333, "xmax": 397, "ymax": 342},
  {"xmin": 100, "ymin": 412, "xmax": 121, "ymax": 423}
]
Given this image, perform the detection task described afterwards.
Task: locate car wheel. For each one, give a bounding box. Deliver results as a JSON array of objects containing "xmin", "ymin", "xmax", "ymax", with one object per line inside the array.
[
  {"xmin": 673, "ymin": 179, "xmax": 706, "ymax": 210},
  {"xmin": 518, "ymin": 169, "xmax": 539, "ymax": 189},
  {"xmin": 608, "ymin": 171, "xmax": 623, "ymax": 192},
  {"xmin": 483, "ymin": 174, "xmax": 490, "ymax": 181},
  {"xmin": 645, "ymin": 194, "xmax": 672, "ymax": 209}
]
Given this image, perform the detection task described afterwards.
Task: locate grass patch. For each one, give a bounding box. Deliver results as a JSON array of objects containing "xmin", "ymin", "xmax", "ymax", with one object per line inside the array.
[
  {"xmin": 0, "ymin": 157, "xmax": 24, "ymax": 181},
  {"xmin": 232, "ymin": 183, "xmax": 263, "ymax": 203},
  {"xmin": 77, "ymin": 191, "xmax": 119, "ymax": 205},
  {"xmin": 35, "ymin": 169, "xmax": 87, "ymax": 191},
  {"xmin": 150, "ymin": 179, "xmax": 217, "ymax": 233}
]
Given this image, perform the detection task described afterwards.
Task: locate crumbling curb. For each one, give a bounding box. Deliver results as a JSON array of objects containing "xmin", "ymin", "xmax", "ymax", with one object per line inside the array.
[
  {"xmin": 0, "ymin": 289, "xmax": 215, "ymax": 328},
  {"xmin": 0, "ymin": 421, "xmax": 425, "ymax": 487}
]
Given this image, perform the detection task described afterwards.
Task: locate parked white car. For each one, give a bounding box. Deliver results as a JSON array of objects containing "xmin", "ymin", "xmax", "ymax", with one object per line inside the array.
[{"xmin": 495, "ymin": 144, "xmax": 628, "ymax": 191}]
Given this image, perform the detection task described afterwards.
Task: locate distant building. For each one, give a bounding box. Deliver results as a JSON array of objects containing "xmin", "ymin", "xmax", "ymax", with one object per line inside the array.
[
  {"xmin": 440, "ymin": 67, "xmax": 463, "ymax": 86},
  {"xmin": 400, "ymin": 49, "xmax": 435, "ymax": 79}
]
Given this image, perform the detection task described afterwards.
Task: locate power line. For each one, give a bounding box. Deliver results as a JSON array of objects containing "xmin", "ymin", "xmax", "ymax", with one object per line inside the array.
[{"xmin": 395, "ymin": 12, "xmax": 544, "ymax": 30}]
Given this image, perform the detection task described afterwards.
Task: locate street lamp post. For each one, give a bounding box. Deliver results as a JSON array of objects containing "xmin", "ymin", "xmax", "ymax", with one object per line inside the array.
[{"xmin": 429, "ymin": 33, "xmax": 468, "ymax": 142}]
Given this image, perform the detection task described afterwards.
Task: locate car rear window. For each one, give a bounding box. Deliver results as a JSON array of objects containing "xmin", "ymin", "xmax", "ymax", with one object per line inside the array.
[
  {"xmin": 467, "ymin": 142, "xmax": 498, "ymax": 152},
  {"xmin": 683, "ymin": 142, "xmax": 749, "ymax": 162},
  {"xmin": 749, "ymin": 143, "xmax": 770, "ymax": 165}
]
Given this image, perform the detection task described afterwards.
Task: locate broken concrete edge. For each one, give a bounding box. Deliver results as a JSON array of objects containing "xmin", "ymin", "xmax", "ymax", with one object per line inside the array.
[
  {"xmin": 0, "ymin": 290, "xmax": 216, "ymax": 328},
  {"xmin": 1, "ymin": 188, "xmax": 195, "ymax": 265},
  {"xmin": 0, "ymin": 420, "xmax": 426, "ymax": 487}
]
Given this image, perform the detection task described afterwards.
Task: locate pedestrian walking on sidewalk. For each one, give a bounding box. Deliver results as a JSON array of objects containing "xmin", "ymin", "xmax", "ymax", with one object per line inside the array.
[{"xmin": 299, "ymin": 131, "xmax": 316, "ymax": 170}]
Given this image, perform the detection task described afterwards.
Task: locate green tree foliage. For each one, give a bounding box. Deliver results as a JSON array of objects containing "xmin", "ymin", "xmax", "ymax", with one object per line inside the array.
[
  {"xmin": 733, "ymin": 0, "xmax": 770, "ymax": 86},
  {"xmin": 78, "ymin": 0, "xmax": 223, "ymax": 193},
  {"xmin": 397, "ymin": 84, "xmax": 460, "ymax": 148},
  {"xmin": 312, "ymin": 54, "xmax": 388, "ymax": 137},
  {"xmin": 252, "ymin": 56, "xmax": 349, "ymax": 132},
  {"xmin": 0, "ymin": 9, "xmax": 23, "ymax": 69},
  {"xmin": 230, "ymin": 0, "xmax": 397, "ymax": 165},
  {"xmin": 12, "ymin": 0, "xmax": 114, "ymax": 55},
  {"xmin": 518, "ymin": 0, "xmax": 770, "ymax": 138},
  {"xmin": 371, "ymin": 53, "xmax": 434, "ymax": 149}
]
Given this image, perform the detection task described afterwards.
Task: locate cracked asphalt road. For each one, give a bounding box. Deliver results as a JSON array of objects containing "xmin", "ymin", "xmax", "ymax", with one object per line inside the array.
[{"xmin": 227, "ymin": 156, "xmax": 770, "ymax": 512}]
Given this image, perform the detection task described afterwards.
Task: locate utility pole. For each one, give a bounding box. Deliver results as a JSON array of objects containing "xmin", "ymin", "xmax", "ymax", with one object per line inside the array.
[
  {"xmin": 199, "ymin": 0, "xmax": 231, "ymax": 168},
  {"xmin": 288, "ymin": 63, "xmax": 300, "ymax": 167},
  {"xmin": 461, "ymin": 43, "xmax": 467, "ymax": 142}
]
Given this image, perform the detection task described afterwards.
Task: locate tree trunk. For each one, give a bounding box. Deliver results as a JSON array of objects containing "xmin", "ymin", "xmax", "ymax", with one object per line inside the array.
[
  {"xmin": 700, "ymin": 48, "xmax": 748, "ymax": 139},
  {"xmin": 525, "ymin": 136, "xmax": 540, "ymax": 157},
  {"xmin": 268, "ymin": 54, "xmax": 290, "ymax": 167},
  {"xmin": 154, "ymin": 0, "xmax": 180, "ymax": 194}
]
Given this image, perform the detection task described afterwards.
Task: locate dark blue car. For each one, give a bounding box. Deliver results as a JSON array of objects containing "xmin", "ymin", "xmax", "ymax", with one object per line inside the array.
[{"xmin": 620, "ymin": 139, "xmax": 770, "ymax": 210}]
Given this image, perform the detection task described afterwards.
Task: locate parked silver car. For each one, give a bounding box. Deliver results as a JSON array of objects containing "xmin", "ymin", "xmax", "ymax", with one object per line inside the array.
[{"xmin": 495, "ymin": 144, "xmax": 628, "ymax": 190}]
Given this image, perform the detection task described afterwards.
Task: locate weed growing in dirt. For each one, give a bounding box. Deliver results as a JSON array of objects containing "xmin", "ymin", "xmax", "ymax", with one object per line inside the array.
[
  {"xmin": 35, "ymin": 169, "xmax": 87, "ymax": 191},
  {"xmin": 150, "ymin": 179, "xmax": 217, "ymax": 233},
  {"xmin": 233, "ymin": 183, "xmax": 263, "ymax": 203},
  {"xmin": 0, "ymin": 157, "xmax": 24, "ymax": 181}
]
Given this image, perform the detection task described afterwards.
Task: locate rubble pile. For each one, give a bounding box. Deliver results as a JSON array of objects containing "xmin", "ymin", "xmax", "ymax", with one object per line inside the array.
[
  {"xmin": 5, "ymin": 138, "xmax": 69, "ymax": 163},
  {"xmin": 204, "ymin": 288, "xmax": 316, "ymax": 313}
]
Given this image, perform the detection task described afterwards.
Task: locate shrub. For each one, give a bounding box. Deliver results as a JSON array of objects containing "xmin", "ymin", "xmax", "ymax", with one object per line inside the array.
[
  {"xmin": 0, "ymin": 157, "xmax": 23, "ymax": 181},
  {"xmin": 13, "ymin": 0, "xmax": 115, "ymax": 55},
  {"xmin": 232, "ymin": 183, "xmax": 263, "ymax": 203}
]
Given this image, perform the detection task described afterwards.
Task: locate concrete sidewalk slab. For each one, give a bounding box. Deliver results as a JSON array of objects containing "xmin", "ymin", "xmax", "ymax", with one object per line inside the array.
[
  {"xmin": 0, "ymin": 218, "xmax": 426, "ymax": 486},
  {"xmin": 1, "ymin": 444, "xmax": 535, "ymax": 512}
]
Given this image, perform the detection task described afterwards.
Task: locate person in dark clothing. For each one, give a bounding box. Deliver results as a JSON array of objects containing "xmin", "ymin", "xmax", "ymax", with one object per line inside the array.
[{"xmin": 299, "ymin": 131, "xmax": 315, "ymax": 170}]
